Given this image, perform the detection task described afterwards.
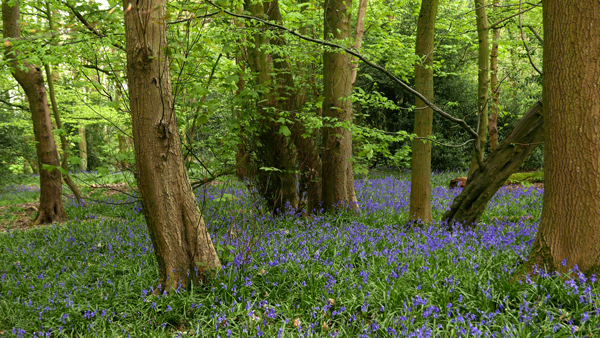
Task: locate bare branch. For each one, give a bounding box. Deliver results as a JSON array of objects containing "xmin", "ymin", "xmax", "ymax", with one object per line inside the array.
[{"xmin": 519, "ymin": 0, "xmax": 543, "ymax": 76}]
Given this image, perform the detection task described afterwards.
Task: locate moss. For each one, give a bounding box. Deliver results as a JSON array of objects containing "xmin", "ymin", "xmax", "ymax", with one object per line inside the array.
[{"xmin": 507, "ymin": 171, "xmax": 544, "ymax": 184}]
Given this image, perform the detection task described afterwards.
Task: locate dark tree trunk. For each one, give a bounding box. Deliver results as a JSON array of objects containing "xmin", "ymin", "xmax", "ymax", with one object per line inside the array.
[
  {"xmin": 410, "ymin": 0, "xmax": 439, "ymax": 223},
  {"xmin": 444, "ymin": 101, "xmax": 543, "ymax": 228},
  {"xmin": 123, "ymin": 0, "xmax": 221, "ymax": 291},
  {"xmin": 526, "ymin": 0, "xmax": 600, "ymax": 277},
  {"xmin": 244, "ymin": 0, "xmax": 300, "ymax": 212},
  {"xmin": 322, "ymin": 0, "xmax": 358, "ymax": 211},
  {"xmin": 3, "ymin": 0, "xmax": 67, "ymax": 224}
]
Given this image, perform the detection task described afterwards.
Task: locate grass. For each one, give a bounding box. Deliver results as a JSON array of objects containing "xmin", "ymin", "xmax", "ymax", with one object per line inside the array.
[{"xmin": 0, "ymin": 171, "xmax": 599, "ymax": 337}]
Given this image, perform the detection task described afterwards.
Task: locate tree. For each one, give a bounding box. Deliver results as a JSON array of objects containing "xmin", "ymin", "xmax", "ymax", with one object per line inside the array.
[
  {"xmin": 322, "ymin": 0, "xmax": 358, "ymax": 211},
  {"xmin": 488, "ymin": 0, "xmax": 501, "ymax": 152},
  {"xmin": 444, "ymin": 101, "xmax": 543, "ymax": 227},
  {"xmin": 468, "ymin": 0, "xmax": 489, "ymax": 177},
  {"xmin": 123, "ymin": 0, "xmax": 221, "ymax": 290},
  {"xmin": 2, "ymin": 0, "xmax": 67, "ymax": 224},
  {"xmin": 526, "ymin": 0, "xmax": 600, "ymax": 276},
  {"xmin": 410, "ymin": 0, "xmax": 439, "ymax": 223},
  {"xmin": 244, "ymin": 0, "xmax": 300, "ymax": 212}
]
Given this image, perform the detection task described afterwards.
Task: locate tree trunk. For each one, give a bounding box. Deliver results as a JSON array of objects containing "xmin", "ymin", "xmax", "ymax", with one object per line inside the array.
[
  {"xmin": 444, "ymin": 101, "xmax": 543, "ymax": 228},
  {"xmin": 410, "ymin": 0, "xmax": 439, "ymax": 224},
  {"xmin": 123, "ymin": 0, "xmax": 221, "ymax": 291},
  {"xmin": 117, "ymin": 134, "xmax": 128, "ymax": 171},
  {"xmin": 526, "ymin": 1, "xmax": 600, "ymax": 276},
  {"xmin": 43, "ymin": 2, "xmax": 83, "ymax": 203},
  {"xmin": 488, "ymin": 0, "xmax": 500, "ymax": 152},
  {"xmin": 2, "ymin": 0, "xmax": 67, "ymax": 224},
  {"xmin": 79, "ymin": 123, "xmax": 87, "ymax": 171},
  {"xmin": 468, "ymin": 0, "xmax": 490, "ymax": 177},
  {"xmin": 244, "ymin": 0, "xmax": 300, "ymax": 212},
  {"xmin": 350, "ymin": 0, "xmax": 369, "ymax": 86},
  {"xmin": 322, "ymin": 0, "xmax": 358, "ymax": 211},
  {"xmin": 44, "ymin": 63, "xmax": 84, "ymax": 202},
  {"xmin": 234, "ymin": 13, "xmax": 251, "ymax": 180}
]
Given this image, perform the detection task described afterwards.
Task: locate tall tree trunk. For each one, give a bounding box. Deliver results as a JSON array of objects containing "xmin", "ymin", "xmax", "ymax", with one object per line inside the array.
[
  {"xmin": 123, "ymin": 0, "xmax": 221, "ymax": 290},
  {"xmin": 410, "ymin": 0, "xmax": 439, "ymax": 224},
  {"xmin": 290, "ymin": 0, "xmax": 323, "ymax": 213},
  {"xmin": 78, "ymin": 123, "xmax": 87, "ymax": 171},
  {"xmin": 44, "ymin": 1, "xmax": 83, "ymax": 203},
  {"xmin": 234, "ymin": 12, "xmax": 251, "ymax": 181},
  {"xmin": 2, "ymin": 0, "xmax": 67, "ymax": 224},
  {"xmin": 350, "ymin": 0, "xmax": 369, "ymax": 86},
  {"xmin": 44, "ymin": 64, "xmax": 84, "ymax": 202},
  {"xmin": 526, "ymin": 0, "xmax": 600, "ymax": 276},
  {"xmin": 244, "ymin": 0, "xmax": 299, "ymax": 212},
  {"xmin": 322, "ymin": 0, "xmax": 358, "ymax": 211},
  {"xmin": 488, "ymin": 0, "xmax": 501, "ymax": 152},
  {"xmin": 468, "ymin": 0, "xmax": 490, "ymax": 177},
  {"xmin": 444, "ymin": 101, "xmax": 543, "ymax": 228}
]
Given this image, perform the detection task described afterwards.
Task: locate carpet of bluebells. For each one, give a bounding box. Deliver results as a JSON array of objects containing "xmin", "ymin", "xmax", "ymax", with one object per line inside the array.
[{"xmin": 1, "ymin": 171, "xmax": 599, "ymax": 337}]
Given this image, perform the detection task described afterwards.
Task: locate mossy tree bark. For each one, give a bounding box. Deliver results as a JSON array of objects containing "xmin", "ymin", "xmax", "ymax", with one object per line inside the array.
[
  {"xmin": 468, "ymin": 0, "xmax": 490, "ymax": 178},
  {"xmin": 322, "ymin": 0, "xmax": 358, "ymax": 211},
  {"xmin": 410, "ymin": 0, "xmax": 439, "ymax": 223},
  {"xmin": 123, "ymin": 0, "xmax": 221, "ymax": 291},
  {"xmin": 526, "ymin": 1, "xmax": 600, "ymax": 276},
  {"xmin": 2, "ymin": 0, "xmax": 67, "ymax": 224},
  {"xmin": 444, "ymin": 101, "xmax": 543, "ymax": 228}
]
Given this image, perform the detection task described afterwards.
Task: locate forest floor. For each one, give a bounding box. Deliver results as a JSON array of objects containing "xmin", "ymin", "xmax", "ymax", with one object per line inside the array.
[{"xmin": 1, "ymin": 170, "xmax": 599, "ymax": 338}]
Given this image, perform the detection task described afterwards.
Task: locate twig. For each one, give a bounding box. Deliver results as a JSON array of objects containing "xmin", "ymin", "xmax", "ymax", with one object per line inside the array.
[{"xmin": 519, "ymin": 0, "xmax": 542, "ymax": 76}]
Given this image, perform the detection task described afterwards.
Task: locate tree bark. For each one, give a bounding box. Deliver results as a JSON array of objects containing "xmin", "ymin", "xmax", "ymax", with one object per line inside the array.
[
  {"xmin": 526, "ymin": 1, "xmax": 600, "ymax": 277},
  {"xmin": 468, "ymin": 0, "xmax": 490, "ymax": 177},
  {"xmin": 244, "ymin": 0, "xmax": 300, "ymax": 213},
  {"xmin": 350, "ymin": 0, "xmax": 368, "ymax": 86},
  {"xmin": 78, "ymin": 123, "xmax": 87, "ymax": 171},
  {"xmin": 488, "ymin": 0, "xmax": 500, "ymax": 152},
  {"xmin": 410, "ymin": 0, "xmax": 439, "ymax": 224},
  {"xmin": 322, "ymin": 0, "xmax": 358, "ymax": 211},
  {"xmin": 3, "ymin": 0, "xmax": 67, "ymax": 224},
  {"xmin": 123, "ymin": 0, "xmax": 221, "ymax": 290},
  {"xmin": 444, "ymin": 101, "xmax": 543, "ymax": 228}
]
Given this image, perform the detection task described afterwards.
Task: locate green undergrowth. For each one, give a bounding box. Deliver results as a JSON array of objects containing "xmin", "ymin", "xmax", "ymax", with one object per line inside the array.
[{"xmin": 0, "ymin": 171, "xmax": 598, "ymax": 338}]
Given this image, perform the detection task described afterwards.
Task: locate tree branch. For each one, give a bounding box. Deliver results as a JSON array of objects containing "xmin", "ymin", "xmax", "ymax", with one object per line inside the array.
[
  {"xmin": 519, "ymin": 0, "xmax": 542, "ymax": 76},
  {"xmin": 204, "ymin": 0, "xmax": 479, "ymax": 142},
  {"xmin": 63, "ymin": 1, "xmax": 125, "ymax": 51}
]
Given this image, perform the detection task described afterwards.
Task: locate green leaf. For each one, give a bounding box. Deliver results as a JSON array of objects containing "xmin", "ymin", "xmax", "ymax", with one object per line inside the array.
[
  {"xmin": 97, "ymin": 167, "xmax": 109, "ymax": 176},
  {"xmin": 57, "ymin": 167, "xmax": 67, "ymax": 175},
  {"xmin": 225, "ymin": 74, "xmax": 239, "ymax": 83},
  {"xmin": 40, "ymin": 164, "xmax": 56, "ymax": 172},
  {"xmin": 52, "ymin": 128, "xmax": 66, "ymax": 136},
  {"xmin": 259, "ymin": 166, "xmax": 282, "ymax": 172},
  {"xmin": 278, "ymin": 125, "xmax": 291, "ymax": 136},
  {"xmin": 67, "ymin": 156, "xmax": 82, "ymax": 165}
]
